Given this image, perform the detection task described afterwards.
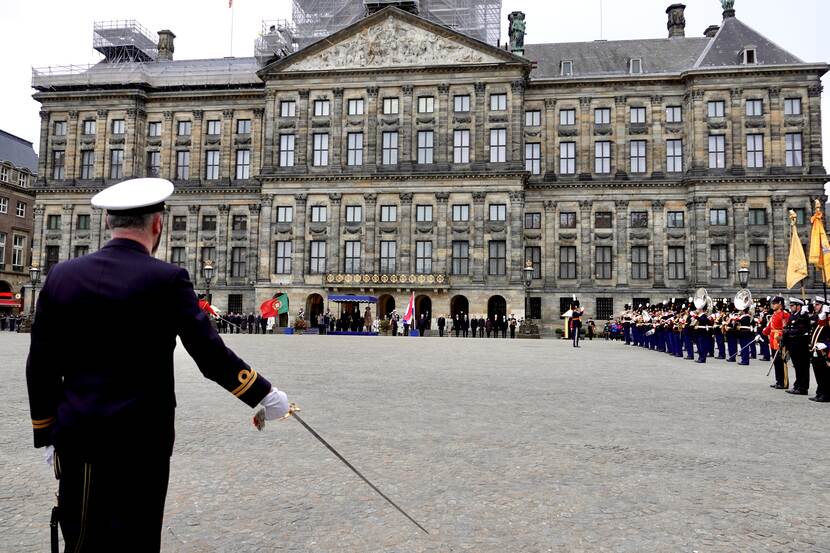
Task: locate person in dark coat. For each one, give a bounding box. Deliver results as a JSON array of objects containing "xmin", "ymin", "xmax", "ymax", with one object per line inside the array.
[
  {"xmin": 478, "ymin": 316, "xmax": 485, "ymax": 337},
  {"xmin": 25, "ymin": 179, "xmax": 290, "ymax": 553},
  {"xmin": 470, "ymin": 315, "xmax": 478, "ymax": 338},
  {"xmin": 782, "ymin": 298, "xmax": 812, "ymax": 394},
  {"xmin": 437, "ymin": 314, "xmax": 446, "ymax": 337},
  {"xmin": 500, "ymin": 315, "xmax": 507, "ymax": 338},
  {"xmin": 509, "ymin": 315, "xmax": 517, "ymax": 338},
  {"xmin": 418, "ymin": 314, "xmax": 426, "ymax": 336},
  {"xmin": 462, "ymin": 314, "xmax": 469, "ymax": 338},
  {"xmin": 485, "ymin": 317, "xmax": 493, "ymax": 338}
]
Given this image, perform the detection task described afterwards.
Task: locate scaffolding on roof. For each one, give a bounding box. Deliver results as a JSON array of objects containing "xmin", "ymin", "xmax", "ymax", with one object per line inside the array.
[
  {"xmin": 93, "ymin": 20, "xmax": 158, "ymax": 63},
  {"xmin": 420, "ymin": 0, "xmax": 500, "ymax": 46},
  {"xmin": 255, "ymin": 20, "xmax": 297, "ymax": 65},
  {"xmin": 292, "ymin": 0, "xmax": 365, "ymax": 49}
]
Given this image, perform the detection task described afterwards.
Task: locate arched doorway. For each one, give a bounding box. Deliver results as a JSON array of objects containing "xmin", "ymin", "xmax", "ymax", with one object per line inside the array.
[
  {"xmin": 450, "ymin": 295, "xmax": 469, "ymax": 321},
  {"xmin": 488, "ymin": 295, "xmax": 507, "ymax": 322},
  {"xmin": 415, "ymin": 295, "xmax": 432, "ymax": 329},
  {"xmin": 377, "ymin": 294, "xmax": 396, "ymax": 320},
  {"xmin": 0, "ymin": 281, "xmax": 12, "ymax": 294},
  {"xmin": 306, "ymin": 293, "xmax": 324, "ymax": 327}
]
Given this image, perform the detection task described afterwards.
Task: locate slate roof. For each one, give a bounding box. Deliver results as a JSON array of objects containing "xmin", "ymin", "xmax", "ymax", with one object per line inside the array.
[
  {"xmin": 695, "ymin": 14, "xmax": 803, "ymax": 68},
  {"xmin": 0, "ymin": 130, "xmax": 38, "ymax": 173}
]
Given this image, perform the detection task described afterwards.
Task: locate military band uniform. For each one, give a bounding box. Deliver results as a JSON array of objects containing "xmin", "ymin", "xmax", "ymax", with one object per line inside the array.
[
  {"xmin": 737, "ymin": 311, "xmax": 754, "ymax": 366},
  {"xmin": 783, "ymin": 300, "xmax": 813, "ymax": 394},
  {"xmin": 809, "ymin": 308, "xmax": 830, "ymax": 402},
  {"xmin": 763, "ymin": 300, "xmax": 790, "ymax": 389}
]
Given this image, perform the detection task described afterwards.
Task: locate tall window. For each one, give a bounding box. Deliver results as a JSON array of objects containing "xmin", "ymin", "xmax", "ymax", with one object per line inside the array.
[
  {"xmin": 344, "ymin": 241, "xmax": 361, "ymax": 273},
  {"xmin": 746, "ymin": 99, "xmax": 763, "ymax": 117},
  {"xmin": 667, "ymin": 246, "xmax": 685, "ymax": 279},
  {"xmin": 231, "ymin": 247, "xmax": 247, "ymax": 277},
  {"xmin": 785, "ymin": 133, "xmax": 803, "ymax": 167},
  {"xmin": 489, "ymin": 204, "xmax": 506, "ymax": 222},
  {"xmin": 453, "ymin": 95, "xmax": 470, "ymax": 112},
  {"xmin": 746, "ymin": 134, "xmax": 764, "ymax": 168},
  {"xmin": 710, "ymin": 208, "xmax": 727, "ymax": 226},
  {"xmin": 53, "ymin": 121, "xmax": 67, "ymax": 136},
  {"xmin": 559, "ymin": 246, "xmax": 577, "ymax": 279},
  {"xmin": 631, "ymin": 246, "xmax": 649, "ymax": 279},
  {"xmin": 227, "ymin": 294, "xmax": 243, "ymax": 314},
  {"xmin": 0, "ymin": 197, "xmax": 6, "ymax": 214},
  {"xmin": 559, "ymin": 109, "xmax": 576, "ymax": 125},
  {"xmin": 559, "ymin": 212, "xmax": 576, "ymax": 228},
  {"xmin": 383, "ymin": 97, "xmax": 399, "ymax": 115},
  {"xmin": 595, "ymin": 141, "xmax": 611, "ymax": 173},
  {"xmin": 347, "ymin": 133, "xmax": 363, "ymax": 166},
  {"xmin": 146, "ymin": 151, "xmax": 161, "ymax": 177},
  {"xmin": 236, "ymin": 119, "xmax": 251, "ymax": 134},
  {"xmin": 594, "ymin": 108, "xmax": 611, "ymax": 125},
  {"xmin": 1, "ymin": 232, "xmax": 9, "ymax": 267},
  {"xmin": 452, "ymin": 241, "xmax": 469, "ymax": 275},
  {"xmin": 417, "ymin": 131, "xmax": 434, "ymax": 164},
  {"xmin": 561, "ymin": 60, "xmax": 573, "ymax": 76},
  {"xmin": 109, "ymin": 149, "xmax": 124, "ymax": 179},
  {"xmin": 415, "ymin": 241, "xmax": 432, "ymax": 274},
  {"xmin": 279, "ymin": 135, "xmax": 295, "ymax": 167},
  {"xmin": 232, "ymin": 215, "xmax": 247, "ymax": 231},
  {"xmin": 711, "ymin": 245, "xmax": 728, "ymax": 279},
  {"xmin": 525, "ymin": 143, "xmax": 541, "ymax": 175},
  {"xmin": 784, "ymin": 98, "xmax": 802, "ymax": 116},
  {"xmin": 665, "ymin": 106, "xmax": 682, "ymax": 123},
  {"xmin": 206, "ymin": 120, "xmax": 221, "ymax": 135},
  {"xmin": 47, "ymin": 215, "xmax": 61, "ymax": 230},
  {"xmin": 629, "ymin": 140, "xmax": 646, "ymax": 174},
  {"xmin": 524, "ymin": 212, "xmax": 541, "ymax": 229},
  {"xmin": 275, "ymin": 241, "xmax": 292, "ymax": 274},
  {"xmin": 52, "ymin": 151, "xmax": 65, "ymax": 179},
  {"xmin": 525, "ymin": 246, "xmax": 541, "ymax": 279},
  {"xmin": 176, "ymin": 151, "xmax": 190, "ymax": 180},
  {"xmin": 488, "ymin": 241, "xmax": 506, "ymax": 275},
  {"xmin": 595, "ymin": 212, "xmax": 612, "ymax": 229},
  {"xmin": 418, "ymin": 96, "xmax": 434, "ymax": 113},
  {"xmin": 667, "ymin": 211, "xmax": 685, "ymax": 228},
  {"xmin": 707, "ymin": 100, "xmax": 725, "ymax": 118},
  {"xmin": 309, "ymin": 241, "xmax": 326, "ymax": 274},
  {"xmin": 310, "ymin": 206, "xmax": 327, "ymax": 223},
  {"xmin": 382, "ymin": 132, "xmax": 398, "ymax": 165},
  {"xmin": 276, "ymin": 206, "xmax": 293, "ymax": 223},
  {"xmin": 312, "ymin": 134, "xmax": 329, "ymax": 166},
  {"xmin": 313, "ymin": 99, "xmax": 330, "ymax": 117},
  {"xmin": 170, "ymin": 247, "xmax": 186, "ymax": 269},
  {"xmin": 630, "ymin": 107, "xmax": 646, "ymax": 124},
  {"xmin": 596, "ymin": 298, "xmax": 614, "ymax": 321},
  {"xmin": 748, "ymin": 208, "xmax": 766, "ymax": 226},
  {"xmin": 595, "ymin": 246, "xmax": 612, "ymax": 279},
  {"xmin": 525, "ymin": 110, "xmax": 541, "ymax": 126},
  {"xmin": 76, "ymin": 214, "xmax": 90, "ymax": 230},
  {"xmin": 666, "ymin": 139, "xmax": 683, "ymax": 173},
  {"xmin": 490, "ymin": 93, "xmax": 507, "ymax": 111},
  {"xmin": 83, "ymin": 120, "xmax": 96, "ymax": 135},
  {"xmin": 44, "ymin": 245, "xmax": 59, "ymax": 274},
  {"xmin": 16, "ymin": 202, "xmax": 25, "ymax": 218},
  {"xmin": 708, "ymin": 135, "xmax": 726, "ymax": 168},
  {"xmin": 147, "ymin": 122, "xmax": 161, "ymax": 137},
  {"xmin": 347, "ymin": 99, "xmax": 364, "ymax": 115},
  {"xmin": 379, "ymin": 241, "xmax": 396, "ymax": 273},
  {"xmin": 172, "ymin": 216, "xmax": 186, "ymax": 231},
  {"xmin": 205, "ymin": 150, "xmax": 220, "ymax": 180},
  {"xmin": 346, "ymin": 205, "xmax": 362, "ymax": 223},
  {"xmin": 490, "ymin": 129, "xmax": 507, "ymax": 162},
  {"xmin": 630, "ymin": 211, "xmax": 648, "ymax": 228},
  {"xmin": 415, "ymin": 205, "xmax": 433, "ymax": 222},
  {"xmin": 177, "ymin": 121, "xmax": 192, "ymax": 136},
  {"xmin": 201, "ymin": 215, "xmax": 217, "ymax": 231},
  {"xmin": 380, "ymin": 205, "xmax": 397, "ymax": 222},
  {"xmin": 200, "ymin": 247, "xmax": 215, "ymax": 266},
  {"xmin": 80, "ymin": 151, "xmax": 94, "ymax": 179},
  {"xmin": 560, "ymin": 142, "xmax": 576, "ymax": 174},
  {"xmin": 630, "ymin": 58, "xmax": 642, "ymax": 74},
  {"xmin": 453, "ymin": 130, "xmax": 470, "ymax": 163},
  {"xmin": 750, "ymin": 244, "xmax": 768, "ymax": 279},
  {"xmin": 280, "ymin": 100, "xmax": 296, "ymax": 117},
  {"xmin": 12, "ymin": 235, "xmax": 26, "ymax": 269},
  {"xmin": 452, "ymin": 204, "xmax": 469, "ymax": 222}
]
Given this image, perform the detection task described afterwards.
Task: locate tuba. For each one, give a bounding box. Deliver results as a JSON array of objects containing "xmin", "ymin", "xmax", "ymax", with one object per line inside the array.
[
  {"xmin": 693, "ymin": 288, "xmax": 713, "ymax": 313},
  {"xmin": 734, "ymin": 288, "xmax": 754, "ymax": 316}
]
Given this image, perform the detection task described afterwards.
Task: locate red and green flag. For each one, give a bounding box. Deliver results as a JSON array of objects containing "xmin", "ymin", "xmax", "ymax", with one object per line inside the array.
[{"xmin": 260, "ymin": 293, "xmax": 289, "ymax": 318}]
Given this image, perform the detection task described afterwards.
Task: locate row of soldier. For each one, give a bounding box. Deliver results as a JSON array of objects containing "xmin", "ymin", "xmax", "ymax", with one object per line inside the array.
[{"xmin": 618, "ymin": 295, "xmax": 829, "ymax": 402}]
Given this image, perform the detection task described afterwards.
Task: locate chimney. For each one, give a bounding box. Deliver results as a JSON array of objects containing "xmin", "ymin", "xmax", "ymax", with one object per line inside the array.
[
  {"xmin": 703, "ymin": 25, "xmax": 720, "ymax": 38},
  {"xmin": 666, "ymin": 4, "xmax": 686, "ymax": 38},
  {"xmin": 157, "ymin": 30, "xmax": 175, "ymax": 61}
]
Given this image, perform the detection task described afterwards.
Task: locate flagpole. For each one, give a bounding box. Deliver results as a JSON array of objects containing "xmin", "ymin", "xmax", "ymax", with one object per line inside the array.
[{"xmin": 230, "ymin": 1, "xmax": 235, "ymax": 57}]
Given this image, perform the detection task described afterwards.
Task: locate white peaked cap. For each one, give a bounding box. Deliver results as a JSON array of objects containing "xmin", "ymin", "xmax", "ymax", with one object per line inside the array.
[{"xmin": 91, "ymin": 178, "xmax": 174, "ymax": 213}]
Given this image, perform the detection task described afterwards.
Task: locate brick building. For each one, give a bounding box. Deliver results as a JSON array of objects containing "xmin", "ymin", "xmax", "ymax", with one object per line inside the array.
[{"xmin": 28, "ymin": 3, "xmax": 829, "ymax": 332}]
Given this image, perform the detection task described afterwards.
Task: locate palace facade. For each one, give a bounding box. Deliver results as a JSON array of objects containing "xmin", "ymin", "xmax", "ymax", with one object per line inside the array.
[{"xmin": 29, "ymin": 4, "xmax": 828, "ymax": 331}]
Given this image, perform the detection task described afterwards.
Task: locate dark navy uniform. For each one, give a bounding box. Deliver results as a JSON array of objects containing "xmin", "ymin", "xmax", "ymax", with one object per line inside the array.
[
  {"xmin": 783, "ymin": 307, "xmax": 812, "ymax": 393},
  {"xmin": 27, "ymin": 238, "xmax": 272, "ymax": 551}
]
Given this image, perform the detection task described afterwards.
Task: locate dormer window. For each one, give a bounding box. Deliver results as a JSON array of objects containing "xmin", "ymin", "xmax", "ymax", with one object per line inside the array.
[
  {"xmin": 560, "ymin": 60, "xmax": 573, "ymax": 76},
  {"xmin": 742, "ymin": 47, "xmax": 757, "ymax": 64},
  {"xmin": 629, "ymin": 58, "xmax": 643, "ymax": 74}
]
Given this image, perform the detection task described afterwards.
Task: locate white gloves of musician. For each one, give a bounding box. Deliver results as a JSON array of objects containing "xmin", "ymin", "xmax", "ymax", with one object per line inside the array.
[
  {"xmin": 823, "ymin": 305, "xmax": 830, "ymax": 315},
  {"xmin": 817, "ymin": 343, "xmax": 828, "ymax": 351},
  {"xmin": 43, "ymin": 445, "xmax": 54, "ymax": 468},
  {"xmin": 260, "ymin": 388, "xmax": 290, "ymax": 420},
  {"xmin": 801, "ymin": 305, "xmax": 810, "ymax": 314},
  {"xmin": 821, "ymin": 312, "xmax": 827, "ymax": 321}
]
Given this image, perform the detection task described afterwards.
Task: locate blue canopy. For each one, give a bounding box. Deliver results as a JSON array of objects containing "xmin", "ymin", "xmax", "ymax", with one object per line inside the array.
[{"xmin": 328, "ymin": 295, "xmax": 377, "ymax": 303}]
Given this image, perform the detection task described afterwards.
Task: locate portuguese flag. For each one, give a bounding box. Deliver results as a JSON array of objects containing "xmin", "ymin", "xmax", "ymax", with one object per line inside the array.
[{"xmin": 260, "ymin": 293, "xmax": 289, "ymax": 318}]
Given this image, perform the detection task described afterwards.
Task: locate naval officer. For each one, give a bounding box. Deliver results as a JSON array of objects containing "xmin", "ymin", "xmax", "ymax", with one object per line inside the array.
[{"xmin": 26, "ymin": 178, "xmax": 290, "ymax": 552}]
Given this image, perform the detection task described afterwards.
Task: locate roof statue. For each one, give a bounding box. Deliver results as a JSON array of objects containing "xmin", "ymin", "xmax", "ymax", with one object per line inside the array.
[
  {"xmin": 508, "ymin": 11, "xmax": 525, "ymax": 54},
  {"xmin": 721, "ymin": 0, "xmax": 734, "ymax": 10}
]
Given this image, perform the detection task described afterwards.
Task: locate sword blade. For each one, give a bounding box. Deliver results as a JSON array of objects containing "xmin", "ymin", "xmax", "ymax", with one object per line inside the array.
[{"xmin": 291, "ymin": 412, "xmax": 430, "ymax": 535}]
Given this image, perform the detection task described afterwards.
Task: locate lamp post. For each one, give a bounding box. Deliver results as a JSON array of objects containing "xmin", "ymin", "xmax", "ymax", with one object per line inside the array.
[
  {"xmin": 202, "ymin": 260, "xmax": 214, "ymax": 304},
  {"xmin": 20, "ymin": 265, "xmax": 41, "ymax": 333},
  {"xmin": 737, "ymin": 261, "xmax": 749, "ymax": 290},
  {"xmin": 519, "ymin": 259, "xmax": 540, "ymax": 339}
]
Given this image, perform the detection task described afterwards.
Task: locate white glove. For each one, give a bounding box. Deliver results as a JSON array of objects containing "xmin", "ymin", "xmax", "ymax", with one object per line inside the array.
[
  {"xmin": 802, "ymin": 305, "xmax": 810, "ymax": 314},
  {"xmin": 820, "ymin": 312, "xmax": 827, "ymax": 321},
  {"xmin": 260, "ymin": 388, "xmax": 290, "ymax": 420},
  {"xmin": 817, "ymin": 343, "xmax": 828, "ymax": 351},
  {"xmin": 823, "ymin": 305, "xmax": 830, "ymax": 315},
  {"xmin": 43, "ymin": 445, "xmax": 54, "ymax": 468}
]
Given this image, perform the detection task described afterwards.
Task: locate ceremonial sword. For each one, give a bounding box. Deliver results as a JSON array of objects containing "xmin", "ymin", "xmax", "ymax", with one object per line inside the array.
[
  {"xmin": 254, "ymin": 404, "xmax": 430, "ymax": 535},
  {"xmin": 725, "ymin": 335, "xmax": 763, "ymax": 362}
]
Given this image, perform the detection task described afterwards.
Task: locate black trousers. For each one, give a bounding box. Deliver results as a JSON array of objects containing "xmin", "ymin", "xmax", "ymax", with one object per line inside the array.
[
  {"xmin": 56, "ymin": 451, "xmax": 170, "ymax": 552},
  {"xmin": 791, "ymin": 347, "xmax": 811, "ymax": 391},
  {"xmin": 812, "ymin": 353, "xmax": 828, "ymax": 397},
  {"xmin": 773, "ymin": 348, "xmax": 787, "ymax": 387}
]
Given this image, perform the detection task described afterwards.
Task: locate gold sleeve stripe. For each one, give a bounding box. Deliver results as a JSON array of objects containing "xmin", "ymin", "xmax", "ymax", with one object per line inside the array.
[
  {"xmin": 231, "ymin": 368, "xmax": 258, "ymax": 398},
  {"xmin": 32, "ymin": 416, "xmax": 56, "ymax": 429}
]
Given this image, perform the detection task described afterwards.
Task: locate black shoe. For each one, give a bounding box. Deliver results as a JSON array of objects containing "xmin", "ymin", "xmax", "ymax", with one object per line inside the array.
[
  {"xmin": 786, "ymin": 388, "xmax": 808, "ymax": 395},
  {"xmin": 695, "ymin": 359, "xmax": 705, "ymax": 363},
  {"xmin": 809, "ymin": 395, "xmax": 830, "ymax": 402},
  {"xmin": 770, "ymin": 384, "xmax": 785, "ymax": 389}
]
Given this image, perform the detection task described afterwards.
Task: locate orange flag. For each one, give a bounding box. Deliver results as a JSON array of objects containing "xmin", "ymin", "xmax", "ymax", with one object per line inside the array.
[
  {"xmin": 787, "ymin": 210, "xmax": 808, "ymax": 289},
  {"xmin": 808, "ymin": 200, "xmax": 830, "ymax": 284}
]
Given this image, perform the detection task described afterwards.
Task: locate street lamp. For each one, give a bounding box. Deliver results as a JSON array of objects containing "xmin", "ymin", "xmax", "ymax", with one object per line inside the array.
[
  {"xmin": 737, "ymin": 260, "xmax": 750, "ymax": 289},
  {"xmin": 519, "ymin": 260, "xmax": 540, "ymax": 339},
  {"xmin": 202, "ymin": 259, "xmax": 214, "ymax": 304},
  {"xmin": 28, "ymin": 265, "xmax": 41, "ymax": 317}
]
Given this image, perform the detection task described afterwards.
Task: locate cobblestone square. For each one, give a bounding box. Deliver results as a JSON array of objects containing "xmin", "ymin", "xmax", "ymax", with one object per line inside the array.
[{"xmin": 2, "ymin": 332, "xmax": 829, "ymax": 552}]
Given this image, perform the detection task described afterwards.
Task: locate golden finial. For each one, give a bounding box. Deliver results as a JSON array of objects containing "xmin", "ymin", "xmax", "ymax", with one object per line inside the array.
[{"xmin": 789, "ymin": 209, "xmax": 798, "ymax": 226}]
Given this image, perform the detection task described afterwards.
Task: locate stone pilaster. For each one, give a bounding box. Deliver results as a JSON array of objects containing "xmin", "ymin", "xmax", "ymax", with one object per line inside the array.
[
  {"xmin": 509, "ymin": 191, "xmax": 525, "ymax": 283},
  {"xmin": 651, "ymin": 200, "xmax": 665, "ymax": 287},
  {"xmin": 94, "ymin": 109, "xmax": 108, "ymax": 180},
  {"xmin": 187, "ymin": 205, "xmax": 199, "ymax": 278},
  {"xmin": 364, "ymin": 193, "xmax": 377, "ymax": 269},
  {"xmin": 366, "ymin": 86, "xmax": 379, "ymax": 169},
  {"xmin": 544, "ymin": 98, "xmax": 556, "ymax": 177},
  {"xmin": 66, "ymin": 111, "xmax": 79, "ymax": 181},
  {"xmin": 221, "ymin": 109, "xmax": 234, "ymax": 182},
  {"xmin": 292, "ymin": 194, "xmax": 307, "ymax": 280},
  {"xmin": 732, "ymin": 195, "xmax": 748, "ymax": 286},
  {"xmin": 162, "ymin": 111, "xmax": 174, "ymax": 179},
  {"xmin": 435, "ymin": 192, "xmax": 449, "ymax": 275},
  {"xmin": 614, "ymin": 96, "xmax": 627, "ymax": 178},
  {"xmin": 157, "ymin": 207, "xmax": 170, "ymax": 263},
  {"xmin": 400, "ymin": 84, "xmax": 414, "ymax": 167},
  {"xmin": 263, "ymin": 90, "xmax": 277, "ymax": 169},
  {"xmin": 297, "ymin": 89, "xmax": 310, "ymax": 168},
  {"xmin": 771, "ymin": 196, "xmax": 788, "ymax": 286},
  {"xmin": 31, "ymin": 206, "xmax": 45, "ymax": 268},
  {"xmin": 472, "ymin": 191, "xmax": 486, "ymax": 282},
  {"xmin": 258, "ymin": 195, "xmax": 273, "ymax": 281},
  {"xmin": 692, "ymin": 198, "xmax": 709, "ymax": 285},
  {"xmin": 615, "ymin": 200, "xmax": 629, "ymax": 286},
  {"xmin": 248, "ymin": 202, "xmax": 261, "ymax": 281},
  {"xmin": 191, "ymin": 110, "xmax": 203, "ymax": 183},
  {"xmin": 91, "ymin": 207, "xmax": 103, "ymax": 252},
  {"xmin": 474, "ymin": 82, "xmax": 487, "ymax": 165},
  {"xmin": 124, "ymin": 107, "xmax": 140, "ymax": 177},
  {"xmin": 331, "ymin": 88, "xmax": 344, "ymax": 168},
  {"xmin": 690, "ymin": 90, "xmax": 706, "ymax": 171},
  {"xmin": 437, "ymin": 83, "xmax": 450, "ymax": 165},
  {"xmin": 578, "ymin": 97, "xmax": 592, "ymax": 176},
  {"xmin": 768, "ymin": 87, "xmax": 783, "ymax": 169},
  {"xmin": 399, "ymin": 192, "xmax": 413, "ymax": 273},
  {"xmin": 729, "ymin": 88, "xmax": 744, "ymax": 173},
  {"xmin": 252, "ymin": 107, "xmax": 265, "ymax": 176},
  {"xmin": 328, "ymin": 193, "xmax": 342, "ymax": 273},
  {"xmin": 37, "ymin": 111, "xmax": 49, "ymax": 183},
  {"xmin": 807, "ymin": 84, "xmax": 824, "ymax": 173},
  {"xmin": 60, "ymin": 204, "xmax": 74, "ymax": 261},
  {"xmin": 578, "ymin": 199, "xmax": 592, "ymax": 287},
  {"xmin": 510, "ymin": 80, "xmax": 526, "ymax": 164},
  {"xmin": 218, "ymin": 204, "xmax": 230, "ymax": 285},
  {"xmin": 650, "ymin": 96, "xmax": 665, "ymax": 175},
  {"xmin": 543, "ymin": 200, "xmax": 557, "ymax": 287}
]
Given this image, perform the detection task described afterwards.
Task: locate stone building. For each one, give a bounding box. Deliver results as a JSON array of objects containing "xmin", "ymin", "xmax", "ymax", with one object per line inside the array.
[
  {"xmin": 29, "ymin": 3, "xmax": 829, "ymax": 332},
  {"xmin": 0, "ymin": 130, "xmax": 36, "ymax": 312}
]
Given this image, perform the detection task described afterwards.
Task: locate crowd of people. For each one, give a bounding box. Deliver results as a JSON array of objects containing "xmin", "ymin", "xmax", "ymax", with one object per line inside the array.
[
  {"xmin": 611, "ymin": 295, "xmax": 828, "ymax": 403},
  {"xmin": 1, "ymin": 313, "xmax": 24, "ymax": 332},
  {"xmin": 444, "ymin": 313, "xmax": 521, "ymax": 338}
]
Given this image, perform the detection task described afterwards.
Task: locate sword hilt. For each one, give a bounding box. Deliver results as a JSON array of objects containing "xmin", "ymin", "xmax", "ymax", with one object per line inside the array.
[{"xmin": 253, "ymin": 402, "xmax": 301, "ymax": 431}]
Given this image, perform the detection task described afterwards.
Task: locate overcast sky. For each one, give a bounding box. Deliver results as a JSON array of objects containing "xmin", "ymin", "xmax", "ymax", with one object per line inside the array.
[{"xmin": 3, "ymin": 0, "xmax": 828, "ymax": 167}]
